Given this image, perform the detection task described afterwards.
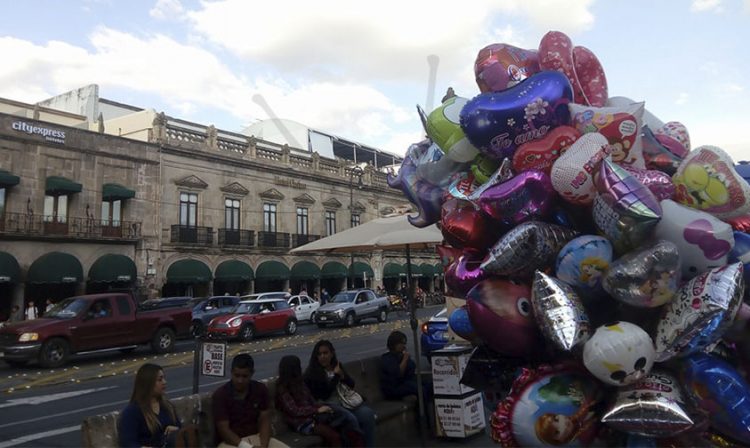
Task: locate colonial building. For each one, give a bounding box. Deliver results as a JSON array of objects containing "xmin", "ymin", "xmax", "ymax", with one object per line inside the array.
[{"xmin": 0, "ymin": 86, "xmax": 441, "ymax": 319}]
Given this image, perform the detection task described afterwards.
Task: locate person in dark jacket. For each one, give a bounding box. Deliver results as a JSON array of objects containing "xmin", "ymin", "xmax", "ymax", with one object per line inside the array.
[
  {"xmin": 380, "ymin": 331, "xmax": 418, "ymax": 399},
  {"xmin": 275, "ymin": 355, "xmax": 362, "ymax": 447},
  {"xmin": 118, "ymin": 363, "xmax": 181, "ymax": 448},
  {"xmin": 304, "ymin": 340, "xmax": 376, "ymax": 447}
]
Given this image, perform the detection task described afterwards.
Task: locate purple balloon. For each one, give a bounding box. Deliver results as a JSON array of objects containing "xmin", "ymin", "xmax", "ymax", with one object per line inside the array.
[
  {"xmin": 476, "ymin": 170, "xmax": 557, "ymax": 227},
  {"xmin": 460, "ymin": 70, "xmax": 574, "ymax": 161},
  {"xmin": 387, "ymin": 140, "xmax": 445, "ymax": 227},
  {"xmin": 450, "ymin": 255, "xmax": 490, "ymax": 297}
]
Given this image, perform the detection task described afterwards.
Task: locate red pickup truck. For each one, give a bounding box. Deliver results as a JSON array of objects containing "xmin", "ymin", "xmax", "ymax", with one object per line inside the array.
[{"xmin": 0, "ymin": 292, "xmax": 192, "ymax": 368}]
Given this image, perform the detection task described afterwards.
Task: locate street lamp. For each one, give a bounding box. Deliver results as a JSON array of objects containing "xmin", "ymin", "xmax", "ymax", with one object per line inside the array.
[{"xmin": 348, "ymin": 166, "xmax": 364, "ymax": 289}]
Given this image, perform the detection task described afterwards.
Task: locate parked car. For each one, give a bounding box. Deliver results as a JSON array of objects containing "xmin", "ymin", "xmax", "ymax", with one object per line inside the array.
[
  {"xmin": 190, "ymin": 295, "xmax": 242, "ymax": 337},
  {"xmin": 239, "ymin": 291, "xmax": 291, "ymax": 301},
  {"xmin": 288, "ymin": 294, "xmax": 320, "ymax": 322},
  {"xmin": 206, "ymin": 298, "xmax": 297, "ymax": 341},
  {"xmin": 0, "ymin": 292, "xmax": 192, "ymax": 368},
  {"xmin": 315, "ymin": 289, "xmax": 389, "ymax": 328},
  {"xmin": 421, "ymin": 307, "xmax": 448, "ymax": 358},
  {"xmin": 139, "ymin": 296, "xmax": 195, "ymax": 310}
]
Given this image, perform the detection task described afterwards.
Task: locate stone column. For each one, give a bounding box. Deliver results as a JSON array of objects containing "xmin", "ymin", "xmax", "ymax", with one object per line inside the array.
[
  {"xmin": 207, "ymin": 125, "xmax": 218, "ymax": 151},
  {"xmin": 281, "ymin": 144, "xmax": 290, "ymax": 164}
]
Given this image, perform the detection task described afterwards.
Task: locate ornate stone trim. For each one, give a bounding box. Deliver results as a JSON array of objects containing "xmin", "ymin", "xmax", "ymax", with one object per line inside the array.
[
  {"xmin": 349, "ymin": 201, "xmax": 366, "ymax": 213},
  {"xmin": 293, "ymin": 193, "xmax": 316, "ymax": 205},
  {"xmin": 174, "ymin": 175, "xmax": 208, "ymax": 189},
  {"xmin": 220, "ymin": 182, "xmax": 249, "ymax": 196},
  {"xmin": 322, "ymin": 197, "xmax": 342, "ymax": 209},
  {"xmin": 259, "ymin": 188, "xmax": 285, "ymax": 201}
]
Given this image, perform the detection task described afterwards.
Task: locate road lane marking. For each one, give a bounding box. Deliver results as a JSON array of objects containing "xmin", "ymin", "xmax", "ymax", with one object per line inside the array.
[
  {"xmin": 0, "ymin": 386, "xmax": 117, "ymax": 408},
  {"xmin": 0, "ymin": 424, "xmax": 80, "ymax": 447}
]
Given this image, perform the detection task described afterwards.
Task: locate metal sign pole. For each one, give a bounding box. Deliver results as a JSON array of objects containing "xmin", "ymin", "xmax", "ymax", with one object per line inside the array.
[{"xmin": 192, "ymin": 337, "xmax": 201, "ymax": 394}]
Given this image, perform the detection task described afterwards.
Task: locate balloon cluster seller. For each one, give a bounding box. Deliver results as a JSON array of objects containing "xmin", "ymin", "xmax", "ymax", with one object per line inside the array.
[{"xmin": 388, "ymin": 30, "xmax": 750, "ymax": 447}]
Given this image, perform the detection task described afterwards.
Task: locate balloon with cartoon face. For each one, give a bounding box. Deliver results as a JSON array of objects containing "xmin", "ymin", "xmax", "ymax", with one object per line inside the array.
[
  {"xmin": 466, "ymin": 278, "xmax": 540, "ymax": 357},
  {"xmin": 654, "ymin": 199, "xmax": 734, "ymax": 279},
  {"xmin": 418, "ymin": 96, "xmax": 480, "ymax": 163},
  {"xmin": 654, "ymin": 263, "xmax": 744, "ymax": 362},
  {"xmin": 583, "ymin": 321, "xmax": 655, "ymax": 386},
  {"xmin": 556, "ymin": 235, "xmax": 613, "ymax": 293}
]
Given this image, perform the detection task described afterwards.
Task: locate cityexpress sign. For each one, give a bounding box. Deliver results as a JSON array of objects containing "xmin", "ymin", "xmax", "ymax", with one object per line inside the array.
[{"xmin": 11, "ymin": 121, "xmax": 66, "ymax": 144}]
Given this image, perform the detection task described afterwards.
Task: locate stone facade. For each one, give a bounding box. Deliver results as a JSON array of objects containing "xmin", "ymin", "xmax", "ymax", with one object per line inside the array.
[{"xmin": 0, "ymin": 99, "xmax": 440, "ymax": 316}]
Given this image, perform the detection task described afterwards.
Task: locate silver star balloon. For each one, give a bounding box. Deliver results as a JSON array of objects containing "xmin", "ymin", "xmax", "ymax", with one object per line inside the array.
[{"xmin": 531, "ymin": 270, "xmax": 591, "ymax": 352}]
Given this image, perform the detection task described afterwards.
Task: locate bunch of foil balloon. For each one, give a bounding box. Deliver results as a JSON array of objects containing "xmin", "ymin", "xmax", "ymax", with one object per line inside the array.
[{"xmin": 388, "ymin": 31, "xmax": 750, "ymax": 447}]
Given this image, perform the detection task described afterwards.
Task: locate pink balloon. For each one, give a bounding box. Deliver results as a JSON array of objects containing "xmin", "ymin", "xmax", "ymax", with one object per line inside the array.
[{"xmin": 476, "ymin": 170, "xmax": 557, "ymax": 228}]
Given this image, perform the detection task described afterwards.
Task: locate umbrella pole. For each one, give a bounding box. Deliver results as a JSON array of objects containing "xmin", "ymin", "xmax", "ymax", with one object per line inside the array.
[{"xmin": 407, "ymin": 244, "xmax": 428, "ymax": 445}]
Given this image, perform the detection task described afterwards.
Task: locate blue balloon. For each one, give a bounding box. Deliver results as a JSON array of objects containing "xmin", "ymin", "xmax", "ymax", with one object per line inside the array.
[
  {"xmin": 729, "ymin": 231, "xmax": 750, "ymax": 284},
  {"xmin": 459, "ymin": 70, "xmax": 573, "ymax": 161},
  {"xmin": 448, "ymin": 306, "xmax": 475, "ymax": 341},
  {"xmin": 680, "ymin": 353, "xmax": 750, "ymax": 444}
]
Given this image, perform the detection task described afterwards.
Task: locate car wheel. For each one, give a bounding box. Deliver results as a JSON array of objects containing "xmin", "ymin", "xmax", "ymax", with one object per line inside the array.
[
  {"xmin": 39, "ymin": 338, "xmax": 69, "ymax": 368},
  {"xmin": 345, "ymin": 313, "xmax": 355, "ymax": 327},
  {"xmin": 310, "ymin": 312, "xmax": 317, "ymax": 324},
  {"xmin": 190, "ymin": 321, "xmax": 204, "ymax": 338},
  {"xmin": 240, "ymin": 324, "xmax": 255, "ymax": 342},
  {"xmin": 151, "ymin": 327, "xmax": 176, "ymax": 354},
  {"xmin": 285, "ymin": 319, "xmax": 298, "ymax": 335},
  {"xmin": 377, "ymin": 308, "xmax": 387, "ymax": 323}
]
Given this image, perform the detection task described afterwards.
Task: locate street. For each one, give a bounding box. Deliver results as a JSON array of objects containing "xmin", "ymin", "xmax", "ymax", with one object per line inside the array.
[{"xmin": 0, "ymin": 306, "xmax": 441, "ymax": 447}]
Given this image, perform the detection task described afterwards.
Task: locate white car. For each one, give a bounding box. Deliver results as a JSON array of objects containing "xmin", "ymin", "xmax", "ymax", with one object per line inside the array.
[{"xmin": 288, "ymin": 294, "xmax": 320, "ymax": 322}]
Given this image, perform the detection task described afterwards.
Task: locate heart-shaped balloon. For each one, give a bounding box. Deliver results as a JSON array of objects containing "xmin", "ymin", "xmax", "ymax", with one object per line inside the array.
[
  {"xmin": 448, "ymin": 305, "xmax": 478, "ymax": 342},
  {"xmin": 478, "ymin": 221, "xmax": 579, "ymax": 279},
  {"xmin": 538, "ymin": 31, "xmax": 608, "ymax": 107},
  {"xmin": 569, "ymin": 102, "xmax": 645, "ymax": 168},
  {"xmin": 476, "ymin": 170, "xmax": 557, "ymax": 228},
  {"xmin": 512, "ymin": 125, "xmax": 581, "ymax": 175},
  {"xmin": 672, "ymin": 146, "xmax": 750, "ymax": 219},
  {"xmin": 417, "ymin": 97, "xmax": 480, "ymax": 163},
  {"xmin": 602, "ymin": 240, "xmax": 681, "ymax": 308},
  {"xmin": 474, "ymin": 43, "xmax": 540, "ymax": 93},
  {"xmin": 531, "ymin": 271, "xmax": 591, "ymax": 352},
  {"xmin": 654, "ymin": 263, "xmax": 744, "ymax": 362},
  {"xmin": 551, "ymin": 132, "xmax": 610, "ymax": 205},
  {"xmin": 640, "ymin": 125, "xmax": 684, "ymax": 175},
  {"xmin": 593, "ymin": 158, "xmax": 663, "ymax": 253},
  {"xmin": 460, "ymin": 70, "xmax": 573, "ymax": 161},
  {"xmin": 440, "ymin": 197, "xmax": 499, "ymax": 251},
  {"xmin": 623, "ymin": 166, "xmax": 675, "ymax": 200},
  {"xmin": 556, "ymin": 235, "xmax": 614, "ymax": 293},
  {"xmin": 654, "ymin": 121, "xmax": 690, "ymax": 158},
  {"xmin": 466, "ymin": 278, "xmax": 540, "ymax": 356},
  {"xmin": 654, "ymin": 199, "xmax": 734, "ymax": 279}
]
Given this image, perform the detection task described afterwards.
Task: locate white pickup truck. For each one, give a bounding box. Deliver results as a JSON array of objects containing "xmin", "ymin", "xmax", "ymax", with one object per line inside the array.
[{"xmin": 315, "ymin": 288, "xmax": 390, "ymax": 327}]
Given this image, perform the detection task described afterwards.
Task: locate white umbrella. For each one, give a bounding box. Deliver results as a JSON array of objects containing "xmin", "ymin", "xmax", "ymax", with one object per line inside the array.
[{"xmin": 291, "ymin": 214, "xmax": 442, "ymax": 435}]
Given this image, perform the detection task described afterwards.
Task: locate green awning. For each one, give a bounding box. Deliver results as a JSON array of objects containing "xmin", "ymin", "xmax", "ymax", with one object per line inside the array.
[
  {"xmin": 256, "ymin": 260, "xmax": 290, "ymax": 281},
  {"xmin": 102, "ymin": 183, "xmax": 136, "ymax": 201},
  {"xmin": 350, "ymin": 262, "xmax": 374, "ymax": 279},
  {"xmin": 88, "ymin": 254, "xmax": 136, "ymax": 283},
  {"xmin": 166, "ymin": 259, "xmax": 212, "ymax": 284},
  {"xmin": 0, "ymin": 252, "xmax": 21, "ymax": 283},
  {"xmin": 27, "ymin": 251, "xmax": 83, "ymax": 284},
  {"xmin": 290, "ymin": 261, "xmax": 321, "ymax": 280},
  {"xmin": 215, "ymin": 260, "xmax": 254, "ymax": 282},
  {"xmin": 405, "ymin": 263, "xmax": 423, "ymax": 277},
  {"xmin": 420, "ymin": 263, "xmax": 437, "ymax": 277},
  {"xmin": 321, "ymin": 261, "xmax": 348, "ymax": 279},
  {"xmin": 383, "ymin": 262, "xmax": 406, "ymax": 279},
  {"xmin": 0, "ymin": 170, "xmax": 20, "ymax": 188},
  {"xmin": 45, "ymin": 176, "xmax": 82, "ymax": 195},
  {"xmin": 434, "ymin": 263, "xmax": 444, "ymax": 277}
]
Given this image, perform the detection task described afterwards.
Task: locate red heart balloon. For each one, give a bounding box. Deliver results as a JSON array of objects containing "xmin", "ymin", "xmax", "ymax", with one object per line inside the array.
[
  {"xmin": 440, "ymin": 197, "xmax": 499, "ymax": 251},
  {"xmin": 512, "ymin": 125, "xmax": 581, "ymax": 175}
]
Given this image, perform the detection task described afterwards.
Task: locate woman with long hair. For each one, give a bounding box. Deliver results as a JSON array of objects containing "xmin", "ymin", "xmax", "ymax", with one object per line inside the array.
[
  {"xmin": 304, "ymin": 340, "xmax": 376, "ymax": 447},
  {"xmin": 118, "ymin": 363, "xmax": 181, "ymax": 448},
  {"xmin": 275, "ymin": 355, "xmax": 362, "ymax": 447}
]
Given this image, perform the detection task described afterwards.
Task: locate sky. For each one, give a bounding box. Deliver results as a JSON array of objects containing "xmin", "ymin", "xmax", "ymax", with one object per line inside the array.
[{"xmin": 0, "ymin": 0, "xmax": 748, "ymax": 162}]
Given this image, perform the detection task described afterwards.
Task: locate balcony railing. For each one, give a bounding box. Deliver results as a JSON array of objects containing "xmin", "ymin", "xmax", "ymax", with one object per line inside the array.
[
  {"xmin": 0, "ymin": 212, "xmax": 141, "ymax": 241},
  {"xmin": 292, "ymin": 234, "xmax": 321, "ymax": 248},
  {"xmin": 218, "ymin": 229, "xmax": 255, "ymax": 247},
  {"xmin": 170, "ymin": 225, "xmax": 213, "ymax": 246},
  {"xmin": 257, "ymin": 231, "xmax": 290, "ymax": 249}
]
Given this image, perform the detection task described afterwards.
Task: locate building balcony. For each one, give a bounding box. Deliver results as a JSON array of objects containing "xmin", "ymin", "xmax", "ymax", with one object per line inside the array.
[
  {"xmin": 218, "ymin": 229, "xmax": 255, "ymax": 248},
  {"xmin": 292, "ymin": 233, "xmax": 321, "ymax": 248},
  {"xmin": 0, "ymin": 212, "xmax": 141, "ymax": 243},
  {"xmin": 257, "ymin": 231, "xmax": 290, "ymax": 249},
  {"xmin": 170, "ymin": 225, "xmax": 213, "ymax": 246}
]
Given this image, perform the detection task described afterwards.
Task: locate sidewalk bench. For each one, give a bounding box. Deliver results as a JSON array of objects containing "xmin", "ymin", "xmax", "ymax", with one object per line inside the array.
[{"xmin": 81, "ymin": 355, "xmax": 422, "ymax": 447}]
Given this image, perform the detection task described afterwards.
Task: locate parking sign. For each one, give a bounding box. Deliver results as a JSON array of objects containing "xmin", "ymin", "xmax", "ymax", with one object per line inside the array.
[{"xmin": 200, "ymin": 342, "xmax": 227, "ymax": 377}]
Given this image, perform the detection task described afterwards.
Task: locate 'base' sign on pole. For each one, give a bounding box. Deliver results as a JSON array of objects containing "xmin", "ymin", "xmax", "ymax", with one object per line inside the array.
[{"xmin": 200, "ymin": 341, "xmax": 227, "ymax": 377}]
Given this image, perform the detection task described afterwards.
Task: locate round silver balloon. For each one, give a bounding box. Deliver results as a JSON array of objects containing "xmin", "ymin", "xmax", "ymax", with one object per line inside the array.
[
  {"xmin": 480, "ymin": 221, "xmax": 579, "ymax": 279},
  {"xmin": 602, "ymin": 240, "xmax": 681, "ymax": 308},
  {"xmin": 654, "ymin": 262, "xmax": 745, "ymax": 362},
  {"xmin": 531, "ymin": 271, "xmax": 591, "ymax": 352},
  {"xmin": 602, "ymin": 371, "xmax": 694, "ymax": 437}
]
